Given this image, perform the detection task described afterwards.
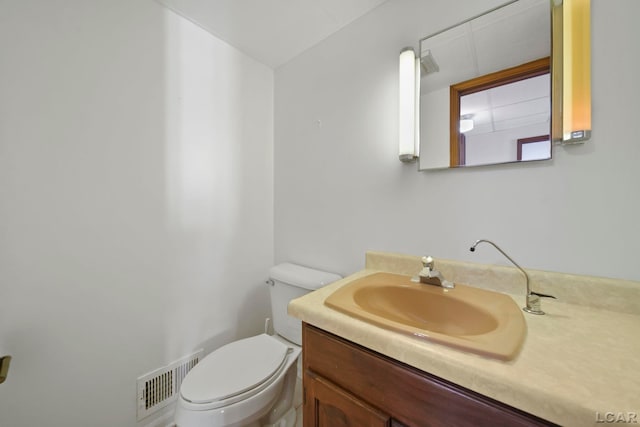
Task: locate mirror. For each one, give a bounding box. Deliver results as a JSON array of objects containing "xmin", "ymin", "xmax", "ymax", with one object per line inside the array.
[{"xmin": 418, "ymin": 0, "xmax": 554, "ymax": 170}]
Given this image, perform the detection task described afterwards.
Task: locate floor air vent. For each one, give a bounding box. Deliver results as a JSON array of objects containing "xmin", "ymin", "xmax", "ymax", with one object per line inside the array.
[{"xmin": 136, "ymin": 349, "xmax": 204, "ymax": 421}]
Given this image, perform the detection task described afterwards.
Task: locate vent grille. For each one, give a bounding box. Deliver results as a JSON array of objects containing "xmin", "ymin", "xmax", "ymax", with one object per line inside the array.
[
  {"xmin": 145, "ymin": 370, "xmax": 173, "ymax": 410},
  {"xmin": 136, "ymin": 349, "xmax": 203, "ymax": 421},
  {"xmin": 175, "ymin": 356, "xmax": 198, "ymax": 393}
]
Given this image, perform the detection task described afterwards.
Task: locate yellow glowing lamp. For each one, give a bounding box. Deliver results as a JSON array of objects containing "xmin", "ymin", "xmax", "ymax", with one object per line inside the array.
[{"xmin": 563, "ymin": 0, "xmax": 591, "ymax": 143}]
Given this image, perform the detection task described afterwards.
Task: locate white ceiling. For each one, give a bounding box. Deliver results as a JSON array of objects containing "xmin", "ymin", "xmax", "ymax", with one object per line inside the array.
[
  {"xmin": 461, "ymin": 74, "xmax": 550, "ymax": 136},
  {"xmin": 420, "ymin": 0, "xmax": 549, "ymax": 93},
  {"xmin": 155, "ymin": 0, "xmax": 389, "ymax": 68}
]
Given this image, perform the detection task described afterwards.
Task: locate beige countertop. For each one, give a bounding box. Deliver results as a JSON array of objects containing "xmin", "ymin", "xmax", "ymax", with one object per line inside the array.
[{"xmin": 288, "ymin": 252, "xmax": 640, "ymax": 427}]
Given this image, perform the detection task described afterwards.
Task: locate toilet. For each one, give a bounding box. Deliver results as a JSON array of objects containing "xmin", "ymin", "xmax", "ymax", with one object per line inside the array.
[{"xmin": 174, "ymin": 263, "xmax": 341, "ymax": 427}]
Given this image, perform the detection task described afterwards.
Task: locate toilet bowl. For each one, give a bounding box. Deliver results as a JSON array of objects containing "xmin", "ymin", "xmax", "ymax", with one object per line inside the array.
[
  {"xmin": 174, "ymin": 334, "xmax": 300, "ymax": 427},
  {"xmin": 174, "ymin": 263, "xmax": 341, "ymax": 427}
]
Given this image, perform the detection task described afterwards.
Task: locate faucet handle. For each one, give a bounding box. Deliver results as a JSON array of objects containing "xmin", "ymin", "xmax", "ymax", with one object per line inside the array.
[
  {"xmin": 421, "ymin": 256, "xmax": 434, "ymax": 270},
  {"xmin": 531, "ymin": 291, "xmax": 556, "ymax": 299}
]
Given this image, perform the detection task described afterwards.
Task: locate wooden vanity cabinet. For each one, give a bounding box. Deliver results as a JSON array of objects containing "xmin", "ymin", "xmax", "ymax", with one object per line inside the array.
[{"xmin": 302, "ymin": 323, "xmax": 555, "ymax": 427}]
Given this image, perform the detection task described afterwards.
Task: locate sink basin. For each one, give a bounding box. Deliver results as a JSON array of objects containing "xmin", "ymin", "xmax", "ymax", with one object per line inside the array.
[{"xmin": 325, "ymin": 272, "xmax": 526, "ymax": 360}]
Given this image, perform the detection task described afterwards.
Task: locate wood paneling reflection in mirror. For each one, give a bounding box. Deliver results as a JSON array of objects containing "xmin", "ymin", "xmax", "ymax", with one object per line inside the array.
[{"xmin": 449, "ymin": 57, "xmax": 550, "ymax": 167}]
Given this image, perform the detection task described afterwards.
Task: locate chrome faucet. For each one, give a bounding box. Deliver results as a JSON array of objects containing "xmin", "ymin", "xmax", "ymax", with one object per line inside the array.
[
  {"xmin": 469, "ymin": 239, "xmax": 555, "ymax": 315},
  {"xmin": 416, "ymin": 256, "xmax": 454, "ymax": 289}
]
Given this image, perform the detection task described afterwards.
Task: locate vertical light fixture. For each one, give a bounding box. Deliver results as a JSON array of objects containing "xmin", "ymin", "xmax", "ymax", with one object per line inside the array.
[
  {"xmin": 414, "ymin": 52, "xmax": 421, "ymax": 158},
  {"xmin": 399, "ymin": 47, "xmax": 419, "ymax": 162},
  {"xmin": 562, "ymin": 0, "xmax": 591, "ymax": 143}
]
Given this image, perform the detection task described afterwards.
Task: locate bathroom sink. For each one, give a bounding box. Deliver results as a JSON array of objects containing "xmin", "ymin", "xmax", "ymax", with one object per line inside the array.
[{"xmin": 324, "ymin": 272, "xmax": 526, "ymax": 360}]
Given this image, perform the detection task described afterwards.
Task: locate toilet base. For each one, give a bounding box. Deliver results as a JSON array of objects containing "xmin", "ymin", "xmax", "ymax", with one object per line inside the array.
[{"xmin": 262, "ymin": 406, "xmax": 297, "ymax": 427}]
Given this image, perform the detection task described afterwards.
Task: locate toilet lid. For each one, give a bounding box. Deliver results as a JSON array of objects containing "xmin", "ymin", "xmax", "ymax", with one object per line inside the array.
[{"xmin": 180, "ymin": 334, "xmax": 289, "ymax": 404}]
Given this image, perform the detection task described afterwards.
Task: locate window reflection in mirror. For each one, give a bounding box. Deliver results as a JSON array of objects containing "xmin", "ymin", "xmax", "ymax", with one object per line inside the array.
[
  {"xmin": 517, "ymin": 135, "xmax": 551, "ymax": 161},
  {"xmin": 450, "ymin": 57, "xmax": 551, "ymax": 167},
  {"xmin": 418, "ymin": 0, "xmax": 552, "ymax": 171}
]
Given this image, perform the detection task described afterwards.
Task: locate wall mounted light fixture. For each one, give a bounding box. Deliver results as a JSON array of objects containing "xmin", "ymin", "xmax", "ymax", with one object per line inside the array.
[
  {"xmin": 562, "ymin": 0, "xmax": 591, "ymax": 143},
  {"xmin": 399, "ymin": 47, "xmax": 420, "ymax": 162}
]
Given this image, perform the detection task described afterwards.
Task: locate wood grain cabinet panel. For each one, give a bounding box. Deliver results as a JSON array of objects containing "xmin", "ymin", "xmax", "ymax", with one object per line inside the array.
[
  {"xmin": 302, "ymin": 323, "xmax": 556, "ymax": 427},
  {"xmin": 305, "ymin": 371, "xmax": 391, "ymax": 427}
]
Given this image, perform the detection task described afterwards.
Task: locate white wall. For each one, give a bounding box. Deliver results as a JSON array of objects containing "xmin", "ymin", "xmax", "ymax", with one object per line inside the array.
[
  {"xmin": 275, "ymin": 0, "xmax": 640, "ymax": 282},
  {"xmin": 0, "ymin": 1, "xmax": 273, "ymax": 426}
]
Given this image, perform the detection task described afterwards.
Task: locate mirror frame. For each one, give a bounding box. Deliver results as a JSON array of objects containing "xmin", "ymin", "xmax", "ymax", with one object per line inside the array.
[{"xmin": 417, "ymin": 0, "xmax": 565, "ymax": 170}]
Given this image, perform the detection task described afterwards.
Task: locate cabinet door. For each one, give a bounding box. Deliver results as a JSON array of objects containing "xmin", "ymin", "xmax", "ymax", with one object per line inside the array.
[
  {"xmin": 304, "ymin": 371, "xmax": 390, "ymax": 427},
  {"xmin": 303, "ymin": 324, "xmax": 555, "ymax": 427}
]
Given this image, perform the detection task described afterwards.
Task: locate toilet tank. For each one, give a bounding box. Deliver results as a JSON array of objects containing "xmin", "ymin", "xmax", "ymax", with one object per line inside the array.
[{"xmin": 269, "ymin": 263, "xmax": 341, "ymax": 346}]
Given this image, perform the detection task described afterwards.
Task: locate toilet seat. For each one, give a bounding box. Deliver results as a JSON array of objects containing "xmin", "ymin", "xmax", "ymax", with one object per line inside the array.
[{"xmin": 179, "ymin": 334, "xmax": 290, "ymax": 410}]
